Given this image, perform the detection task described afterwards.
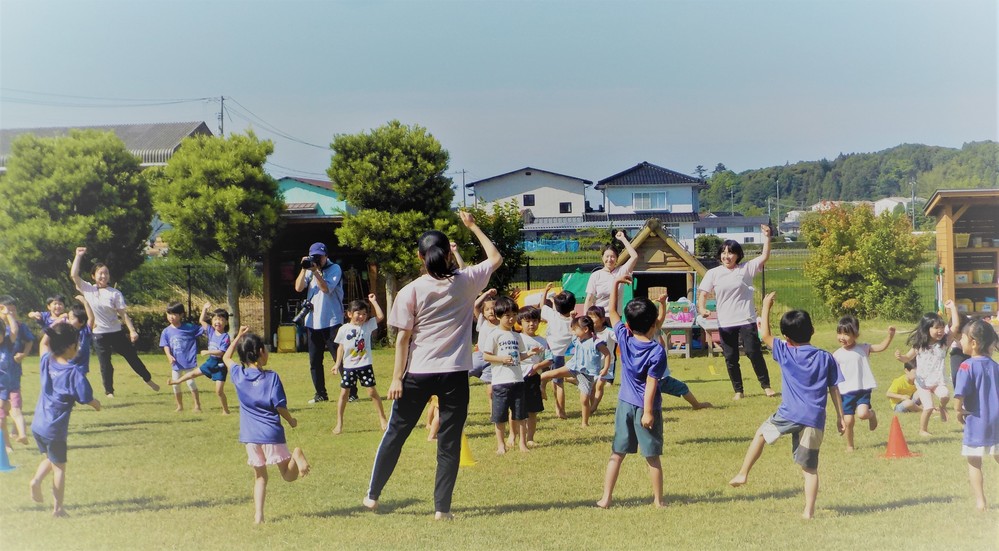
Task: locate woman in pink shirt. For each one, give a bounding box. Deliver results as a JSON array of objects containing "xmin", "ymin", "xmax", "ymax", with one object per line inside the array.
[{"xmin": 364, "ymin": 211, "xmax": 502, "ymax": 520}]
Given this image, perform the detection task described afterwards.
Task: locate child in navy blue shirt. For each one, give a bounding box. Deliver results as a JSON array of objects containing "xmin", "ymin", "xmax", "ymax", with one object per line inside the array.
[
  {"xmin": 224, "ymin": 327, "xmax": 310, "ymax": 524},
  {"xmin": 729, "ymin": 292, "xmax": 843, "ymax": 519},
  {"xmin": 160, "ymin": 303, "xmax": 205, "ymax": 412},
  {"xmin": 67, "ymin": 297, "xmax": 94, "ymax": 374},
  {"xmin": 953, "ymin": 319, "xmax": 999, "ymax": 512},
  {"xmin": 28, "ymin": 294, "xmax": 68, "ymax": 328},
  {"xmin": 30, "ymin": 323, "xmax": 100, "ymax": 517},
  {"xmin": 169, "ymin": 303, "xmax": 232, "ymax": 414},
  {"xmin": 0, "ymin": 296, "xmax": 35, "ymax": 448}
]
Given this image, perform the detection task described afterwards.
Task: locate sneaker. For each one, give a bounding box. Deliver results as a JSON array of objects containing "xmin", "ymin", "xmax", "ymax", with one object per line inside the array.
[
  {"xmin": 307, "ymin": 396, "xmax": 329, "ymax": 404},
  {"xmin": 106, "ymin": 393, "xmax": 115, "ymax": 398},
  {"xmin": 348, "ymin": 395, "xmax": 358, "ymax": 403}
]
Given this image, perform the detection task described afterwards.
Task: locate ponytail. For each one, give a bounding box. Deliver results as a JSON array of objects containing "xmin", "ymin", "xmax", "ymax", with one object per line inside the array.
[{"xmin": 418, "ymin": 230, "xmax": 457, "ymax": 280}]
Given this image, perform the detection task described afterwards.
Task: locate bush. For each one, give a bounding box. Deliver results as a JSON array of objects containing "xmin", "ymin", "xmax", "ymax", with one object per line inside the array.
[{"xmin": 695, "ymin": 235, "xmax": 723, "ymax": 257}]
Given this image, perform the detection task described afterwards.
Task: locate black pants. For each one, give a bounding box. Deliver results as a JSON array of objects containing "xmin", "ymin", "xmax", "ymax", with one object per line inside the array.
[
  {"xmin": 718, "ymin": 323, "xmax": 771, "ymax": 394},
  {"xmin": 92, "ymin": 329, "xmax": 152, "ymax": 395},
  {"xmin": 950, "ymin": 349, "xmax": 970, "ymax": 387},
  {"xmin": 367, "ymin": 371, "xmax": 469, "ymax": 513},
  {"xmin": 307, "ymin": 325, "xmax": 340, "ymax": 400}
]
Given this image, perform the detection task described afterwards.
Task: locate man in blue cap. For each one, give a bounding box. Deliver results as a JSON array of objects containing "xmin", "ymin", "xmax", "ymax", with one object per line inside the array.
[{"xmin": 295, "ymin": 242, "xmax": 345, "ymax": 404}]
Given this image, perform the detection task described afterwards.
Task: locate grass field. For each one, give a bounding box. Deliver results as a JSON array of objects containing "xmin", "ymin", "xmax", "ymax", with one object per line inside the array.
[{"xmin": 1, "ymin": 320, "xmax": 996, "ymax": 550}]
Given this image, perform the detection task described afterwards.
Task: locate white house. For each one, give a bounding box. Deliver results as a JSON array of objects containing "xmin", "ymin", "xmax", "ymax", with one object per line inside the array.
[
  {"xmin": 874, "ymin": 196, "xmax": 923, "ymax": 216},
  {"xmin": 695, "ymin": 215, "xmax": 771, "ymax": 244},
  {"xmin": 465, "ymin": 167, "xmax": 592, "ymax": 219}
]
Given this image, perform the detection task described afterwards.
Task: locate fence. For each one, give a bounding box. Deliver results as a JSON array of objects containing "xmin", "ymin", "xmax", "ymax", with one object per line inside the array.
[{"xmin": 511, "ymin": 248, "xmax": 937, "ymax": 320}]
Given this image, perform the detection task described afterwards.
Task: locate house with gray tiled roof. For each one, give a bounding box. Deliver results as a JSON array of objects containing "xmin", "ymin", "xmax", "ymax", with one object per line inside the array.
[{"xmin": 0, "ymin": 121, "xmax": 213, "ymax": 171}]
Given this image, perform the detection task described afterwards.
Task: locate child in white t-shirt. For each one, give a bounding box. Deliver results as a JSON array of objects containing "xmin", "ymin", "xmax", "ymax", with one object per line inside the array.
[
  {"xmin": 514, "ymin": 305, "xmax": 552, "ymax": 447},
  {"xmin": 332, "ymin": 294, "xmax": 387, "ymax": 434},
  {"xmin": 538, "ymin": 282, "xmax": 576, "ymax": 420},
  {"xmin": 588, "ymin": 305, "xmax": 617, "ymax": 413},
  {"xmin": 833, "ymin": 315, "xmax": 895, "ymax": 451}
]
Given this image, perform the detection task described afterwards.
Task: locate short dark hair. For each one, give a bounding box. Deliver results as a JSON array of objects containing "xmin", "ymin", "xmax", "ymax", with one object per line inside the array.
[
  {"xmin": 552, "ymin": 291, "xmax": 576, "ymax": 316},
  {"xmin": 47, "ymin": 294, "xmax": 67, "ymax": 306},
  {"xmin": 780, "ymin": 310, "xmax": 814, "ymax": 344},
  {"xmin": 836, "ymin": 315, "xmax": 859, "ymax": 337},
  {"xmin": 237, "ymin": 332, "xmax": 267, "ymax": 365},
  {"xmin": 517, "ymin": 306, "xmax": 541, "ymax": 324},
  {"xmin": 963, "ymin": 319, "xmax": 999, "ymax": 355},
  {"xmin": 493, "ymin": 296, "xmax": 518, "ymax": 318},
  {"xmin": 718, "ymin": 240, "xmax": 745, "ymax": 264},
  {"xmin": 166, "ymin": 302, "xmax": 186, "ymax": 315},
  {"xmin": 209, "ymin": 308, "xmax": 230, "ymax": 331},
  {"xmin": 44, "ymin": 323, "xmax": 80, "ymax": 357},
  {"xmin": 586, "ymin": 305, "xmax": 607, "ymax": 320},
  {"xmin": 347, "ymin": 300, "xmax": 369, "ymax": 314},
  {"xmin": 571, "ymin": 314, "xmax": 594, "ymax": 333},
  {"xmin": 624, "ymin": 298, "xmax": 658, "ymax": 333},
  {"xmin": 69, "ymin": 304, "xmax": 88, "ymax": 326},
  {"xmin": 903, "ymin": 361, "xmax": 916, "ymax": 372}
]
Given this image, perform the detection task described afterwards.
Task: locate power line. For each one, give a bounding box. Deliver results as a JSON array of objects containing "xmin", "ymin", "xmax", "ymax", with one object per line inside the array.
[
  {"xmin": 264, "ymin": 160, "xmax": 328, "ymax": 178},
  {"xmin": 0, "ymin": 87, "xmax": 213, "ymax": 103},
  {"xmin": 225, "ymin": 97, "xmax": 328, "ymax": 149}
]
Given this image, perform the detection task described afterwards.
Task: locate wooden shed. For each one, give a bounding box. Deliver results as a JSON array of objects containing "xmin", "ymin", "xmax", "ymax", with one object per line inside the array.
[
  {"xmin": 924, "ymin": 189, "xmax": 999, "ymax": 315},
  {"xmin": 616, "ymin": 218, "xmax": 708, "ymax": 301}
]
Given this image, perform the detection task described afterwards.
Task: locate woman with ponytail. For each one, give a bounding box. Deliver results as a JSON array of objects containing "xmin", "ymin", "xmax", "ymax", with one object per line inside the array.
[{"xmin": 364, "ymin": 211, "xmax": 502, "ymax": 520}]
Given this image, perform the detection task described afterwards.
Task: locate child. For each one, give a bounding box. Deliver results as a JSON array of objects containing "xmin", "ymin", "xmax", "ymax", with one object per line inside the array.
[
  {"xmin": 886, "ymin": 362, "xmax": 921, "ymax": 413},
  {"xmin": 470, "ymin": 288, "xmax": 499, "ymax": 383},
  {"xmin": 653, "ymin": 295, "xmax": 713, "ymax": 410},
  {"xmin": 0, "ymin": 305, "xmax": 21, "ymax": 451},
  {"xmin": 223, "ymin": 327, "xmax": 310, "ymax": 524},
  {"xmin": 159, "ymin": 302, "xmax": 205, "ymax": 413},
  {"xmin": 596, "ymin": 276, "xmax": 668, "ymax": 508},
  {"xmin": 29, "ymin": 323, "xmax": 101, "ymax": 517},
  {"xmin": 331, "ymin": 294, "xmax": 388, "ymax": 434},
  {"xmin": 538, "ymin": 282, "xmax": 576, "ymax": 419},
  {"xmin": 895, "ymin": 300, "xmax": 960, "ymax": 436},
  {"xmin": 482, "ymin": 296, "xmax": 541, "ymax": 454},
  {"xmin": 68, "ymin": 296, "xmax": 94, "ymax": 374},
  {"xmin": 833, "ymin": 315, "xmax": 895, "ymax": 451},
  {"xmin": 542, "ymin": 316, "xmax": 610, "ymax": 427},
  {"xmin": 588, "ymin": 305, "xmax": 616, "ymax": 413},
  {"xmin": 729, "ymin": 292, "xmax": 844, "ymax": 520},
  {"xmin": 0, "ymin": 296, "xmax": 34, "ymax": 448},
  {"xmin": 425, "ymin": 396, "xmax": 440, "ymax": 441},
  {"xmin": 950, "ymin": 313, "xmax": 973, "ymax": 387},
  {"xmin": 953, "ymin": 319, "xmax": 999, "ymax": 511},
  {"xmin": 169, "ymin": 303, "xmax": 231, "ymax": 414},
  {"xmin": 515, "ymin": 305, "xmax": 552, "ymax": 446},
  {"xmin": 28, "ymin": 295, "xmax": 68, "ymax": 328}
]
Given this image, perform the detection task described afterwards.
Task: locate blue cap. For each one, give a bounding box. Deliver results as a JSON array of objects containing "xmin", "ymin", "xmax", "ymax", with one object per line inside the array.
[{"xmin": 309, "ymin": 242, "xmax": 328, "ymax": 256}]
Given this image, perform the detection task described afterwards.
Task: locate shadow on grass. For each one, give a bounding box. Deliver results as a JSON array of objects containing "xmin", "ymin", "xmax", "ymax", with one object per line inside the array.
[
  {"xmin": 80, "ymin": 419, "xmax": 200, "ymax": 429},
  {"xmin": 675, "ymin": 435, "xmax": 749, "ymax": 445},
  {"xmin": 74, "ymin": 426, "xmax": 145, "ymax": 436},
  {"xmin": 293, "ymin": 497, "xmax": 422, "ymax": 519},
  {"xmin": 68, "ymin": 443, "xmax": 115, "ymax": 450},
  {"xmin": 827, "ymin": 494, "xmax": 955, "ymax": 515},
  {"xmin": 19, "ymin": 495, "xmax": 247, "ymax": 515}
]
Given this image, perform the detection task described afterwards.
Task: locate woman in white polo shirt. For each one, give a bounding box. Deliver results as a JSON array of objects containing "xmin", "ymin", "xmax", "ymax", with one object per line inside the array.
[
  {"xmin": 364, "ymin": 211, "xmax": 502, "ymax": 520},
  {"xmin": 697, "ymin": 225, "xmax": 775, "ymax": 400}
]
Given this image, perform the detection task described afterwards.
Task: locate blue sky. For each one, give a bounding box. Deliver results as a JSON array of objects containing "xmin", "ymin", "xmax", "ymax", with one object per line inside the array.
[{"xmin": 2, "ymin": 0, "xmax": 996, "ymax": 203}]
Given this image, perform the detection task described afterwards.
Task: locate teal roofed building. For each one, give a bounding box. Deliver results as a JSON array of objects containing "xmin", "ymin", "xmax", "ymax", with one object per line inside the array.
[{"xmin": 277, "ymin": 176, "xmax": 354, "ymax": 217}]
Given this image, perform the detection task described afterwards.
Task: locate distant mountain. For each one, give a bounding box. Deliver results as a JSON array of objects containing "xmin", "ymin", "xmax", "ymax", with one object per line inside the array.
[{"xmin": 699, "ymin": 141, "xmax": 998, "ymax": 215}]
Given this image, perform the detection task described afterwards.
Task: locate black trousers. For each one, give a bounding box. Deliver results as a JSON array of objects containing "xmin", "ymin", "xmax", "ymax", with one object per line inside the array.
[
  {"xmin": 367, "ymin": 371, "xmax": 469, "ymax": 513},
  {"xmin": 306, "ymin": 325, "xmax": 340, "ymax": 400},
  {"xmin": 92, "ymin": 329, "xmax": 152, "ymax": 395},
  {"xmin": 718, "ymin": 323, "xmax": 771, "ymax": 394}
]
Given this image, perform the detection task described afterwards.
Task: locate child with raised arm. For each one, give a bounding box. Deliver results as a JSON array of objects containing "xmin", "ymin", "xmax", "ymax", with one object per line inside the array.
[
  {"xmin": 833, "ymin": 315, "xmax": 895, "ymax": 451},
  {"xmin": 68, "ymin": 296, "xmax": 94, "ymax": 374},
  {"xmin": 160, "ymin": 303, "xmax": 205, "ymax": 413},
  {"xmin": 169, "ymin": 303, "xmax": 231, "ymax": 414},
  {"xmin": 28, "ymin": 295, "xmax": 68, "ymax": 328},
  {"xmin": 953, "ymin": 319, "xmax": 999, "ymax": 511},
  {"xmin": 516, "ymin": 305, "xmax": 552, "ymax": 446},
  {"xmin": 542, "ymin": 316, "xmax": 610, "ymax": 427},
  {"xmin": 887, "ymin": 362, "xmax": 921, "ymax": 413},
  {"xmin": 588, "ymin": 305, "xmax": 616, "ymax": 413},
  {"xmin": 224, "ymin": 327, "xmax": 310, "ymax": 524},
  {"xmin": 29, "ymin": 323, "xmax": 100, "ymax": 517},
  {"xmin": 596, "ymin": 276, "xmax": 668, "ymax": 508},
  {"xmin": 894, "ymin": 300, "xmax": 961, "ymax": 436},
  {"xmin": 331, "ymin": 294, "xmax": 388, "ymax": 434},
  {"xmin": 470, "ymin": 288, "xmax": 499, "ymax": 383},
  {"xmin": 729, "ymin": 292, "xmax": 844, "ymax": 520},
  {"xmin": 538, "ymin": 282, "xmax": 576, "ymax": 419},
  {"xmin": 0, "ymin": 296, "xmax": 34, "ymax": 447},
  {"xmin": 652, "ymin": 294, "xmax": 712, "ymax": 410}
]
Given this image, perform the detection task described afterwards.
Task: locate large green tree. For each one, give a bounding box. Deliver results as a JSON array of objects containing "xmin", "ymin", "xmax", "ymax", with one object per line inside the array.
[
  {"xmin": 458, "ymin": 200, "xmax": 525, "ymax": 294},
  {"xmin": 149, "ymin": 131, "xmax": 283, "ymax": 331},
  {"xmin": 0, "ymin": 130, "xmax": 152, "ymax": 303},
  {"xmin": 800, "ymin": 204, "xmax": 929, "ymax": 320},
  {"xmin": 329, "ymin": 120, "xmax": 454, "ymax": 322}
]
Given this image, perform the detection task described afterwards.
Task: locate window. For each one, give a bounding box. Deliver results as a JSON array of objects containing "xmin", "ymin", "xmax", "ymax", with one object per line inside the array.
[
  {"xmin": 716, "ymin": 227, "xmax": 728, "ymax": 233},
  {"xmin": 695, "ymin": 227, "xmax": 705, "ymax": 234},
  {"xmin": 559, "ymin": 202, "xmax": 572, "ymax": 214},
  {"xmin": 632, "ymin": 192, "xmax": 668, "ymax": 210},
  {"xmin": 744, "ymin": 226, "xmax": 754, "ymax": 232},
  {"xmin": 744, "ymin": 237, "xmax": 755, "ymax": 243},
  {"xmin": 523, "ymin": 194, "xmax": 535, "ymax": 207}
]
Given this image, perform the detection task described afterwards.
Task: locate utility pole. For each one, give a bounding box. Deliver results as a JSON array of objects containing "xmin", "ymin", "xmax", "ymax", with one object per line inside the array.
[
  {"xmin": 460, "ymin": 169, "xmax": 468, "ymax": 207},
  {"xmin": 910, "ymin": 178, "xmax": 916, "ymax": 230},
  {"xmin": 776, "ymin": 177, "xmax": 780, "ymax": 233},
  {"xmin": 218, "ymin": 96, "xmax": 225, "ymax": 136}
]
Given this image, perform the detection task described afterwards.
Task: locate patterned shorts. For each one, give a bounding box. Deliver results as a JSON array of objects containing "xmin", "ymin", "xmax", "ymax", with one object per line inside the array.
[
  {"xmin": 340, "ymin": 365, "xmax": 377, "ymax": 388},
  {"xmin": 759, "ymin": 413, "xmax": 824, "ymax": 469}
]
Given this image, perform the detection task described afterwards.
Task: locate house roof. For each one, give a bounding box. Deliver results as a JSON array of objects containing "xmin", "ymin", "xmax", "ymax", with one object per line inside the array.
[
  {"xmin": 278, "ymin": 176, "xmax": 334, "ymax": 191},
  {"xmin": 595, "ymin": 162, "xmax": 707, "ymax": 190},
  {"xmin": 694, "ymin": 215, "xmax": 771, "ymax": 229},
  {"xmin": 465, "ymin": 167, "xmax": 592, "ymax": 188},
  {"xmin": 924, "ymin": 188, "xmax": 999, "ymax": 216},
  {"xmin": 0, "ymin": 121, "xmax": 212, "ymax": 168},
  {"xmin": 617, "ymin": 218, "xmax": 708, "ymax": 276}
]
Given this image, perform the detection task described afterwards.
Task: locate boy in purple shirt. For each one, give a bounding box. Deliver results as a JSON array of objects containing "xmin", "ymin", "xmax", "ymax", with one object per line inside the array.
[
  {"xmin": 159, "ymin": 303, "xmax": 205, "ymax": 412},
  {"xmin": 30, "ymin": 323, "xmax": 101, "ymax": 517},
  {"xmin": 953, "ymin": 319, "xmax": 999, "ymax": 511},
  {"xmin": 729, "ymin": 292, "xmax": 844, "ymax": 519},
  {"xmin": 596, "ymin": 276, "xmax": 669, "ymax": 508},
  {"xmin": 169, "ymin": 303, "xmax": 232, "ymax": 414}
]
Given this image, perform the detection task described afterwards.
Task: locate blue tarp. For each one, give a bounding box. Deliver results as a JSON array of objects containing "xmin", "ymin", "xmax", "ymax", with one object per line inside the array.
[{"xmin": 523, "ymin": 239, "xmax": 580, "ymax": 253}]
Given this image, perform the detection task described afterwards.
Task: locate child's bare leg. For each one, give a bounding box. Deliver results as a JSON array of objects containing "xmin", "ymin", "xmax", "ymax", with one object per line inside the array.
[
  {"xmin": 427, "ymin": 408, "xmax": 440, "ymax": 441},
  {"xmin": 252, "ymin": 466, "xmax": 268, "ymax": 524},
  {"xmin": 30, "ymin": 458, "xmax": 52, "ymax": 503},
  {"xmin": 730, "ymin": 432, "xmax": 766, "ymax": 487},
  {"xmin": 967, "ymin": 456, "xmax": 986, "ymax": 511},
  {"xmin": 580, "ymin": 392, "xmax": 591, "ymax": 427},
  {"xmin": 592, "ymin": 379, "xmax": 606, "ymax": 412},
  {"xmin": 10, "ymin": 407, "xmax": 27, "ymax": 443},
  {"xmin": 682, "ymin": 392, "xmax": 712, "ymax": 410},
  {"xmin": 215, "ymin": 381, "xmax": 230, "ymax": 414},
  {"xmin": 512, "ymin": 419, "xmax": 528, "ymax": 452},
  {"xmin": 843, "ymin": 414, "xmax": 856, "ymax": 451},
  {"xmin": 50, "ymin": 462, "xmax": 67, "ymax": 517},
  {"xmin": 191, "ymin": 389, "xmax": 202, "ymax": 413},
  {"xmin": 597, "ymin": 452, "xmax": 625, "ymax": 508},
  {"xmin": 333, "ymin": 388, "xmax": 349, "ymax": 434},
  {"xmin": 1, "ymin": 416, "xmax": 10, "ymax": 452},
  {"xmin": 554, "ymin": 382, "xmax": 566, "ymax": 419},
  {"xmin": 919, "ymin": 406, "xmax": 934, "ymax": 436},
  {"xmin": 173, "ymin": 386, "xmax": 184, "ymax": 412},
  {"xmin": 527, "ymin": 413, "xmax": 537, "ymax": 445},
  {"xmin": 801, "ymin": 467, "xmax": 818, "ymax": 519},
  {"xmin": 938, "ymin": 396, "xmax": 950, "ymax": 422},
  {"xmin": 855, "ymin": 404, "xmax": 878, "ymax": 431},
  {"xmin": 278, "ymin": 447, "xmax": 310, "ymax": 481},
  {"xmin": 368, "ymin": 388, "xmax": 388, "ymax": 431},
  {"xmin": 495, "ymin": 422, "xmax": 507, "ymax": 455},
  {"xmin": 646, "ymin": 455, "xmax": 664, "ymax": 507}
]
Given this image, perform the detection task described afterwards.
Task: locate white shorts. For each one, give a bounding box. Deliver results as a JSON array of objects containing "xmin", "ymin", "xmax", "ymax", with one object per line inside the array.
[
  {"xmin": 962, "ymin": 444, "xmax": 999, "ymax": 457},
  {"xmin": 245, "ymin": 443, "xmax": 291, "ymax": 467},
  {"xmin": 914, "ymin": 383, "xmax": 948, "ymax": 410},
  {"xmin": 172, "ymin": 368, "xmax": 198, "ymax": 393}
]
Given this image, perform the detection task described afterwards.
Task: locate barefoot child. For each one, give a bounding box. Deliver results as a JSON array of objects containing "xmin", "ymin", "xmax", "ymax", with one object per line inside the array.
[
  {"xmin": 224, "ymin": 327, "xmax": 310, "ymax": 524},
  {"xmin": 895, "ymin": 300, "xmax": 960, "ymax": 436},
  {"xmin": 68, "ymin": 297, "xmax": 94, "ymax": 374},
  {"xmin": 833, "ymin": 315, "xmax": 895, "ymax": 451},
  {"xmin": 169, "ymin": 303, "xmax": 231, "ymax": 414},
  {"xmin": 953, "ymin": 319, "xmax": 999, "ymax": 511},
  {"xmin": 596, "ymin": 276, "xmax": 668, "ymax": 508},
  {"xmin": 729, "ymin": 292, "xmax": 844, "ymax": 520},
  {"xmin": 516, "ymin": 305, "xmax": 552, "ymax": 446},
  {"xmin": 588, "ymin": 305, "xmax": 616, "ymax": 413},
  {"xmin": 160, "ymin": 303, "xmax": 204, "ymax": 413},
  {"xmin": 331, "ymin": 295, "xmax": 388, "ymax": 434},
  {"xmin": 653, "ymin": 295, "xmax": 712, "ymax": 410},
  {"xmin": 29, "ymin": 323, "xmax": 101, "ymax": 517},
  {"xmin": 538, "ymin": 283, "xmax": 578, "ymax": 419},
  {"xmin": 0, "ymin": 296, "xmax": 34, "ymax": 448},
  {"xmin": 0, "ymin": 305, "xmax": 21, "ymax": 451}
]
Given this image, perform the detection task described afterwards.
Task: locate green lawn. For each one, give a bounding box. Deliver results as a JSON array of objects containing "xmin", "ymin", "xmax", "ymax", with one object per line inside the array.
[{"xmin": 1, "ymin": 321, "xmax": 996, "ymax": 550}]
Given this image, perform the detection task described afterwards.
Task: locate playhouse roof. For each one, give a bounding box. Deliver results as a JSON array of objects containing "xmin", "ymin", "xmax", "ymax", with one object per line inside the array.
[{"xmin": 617, "ymin": 218, "xmax": 708, "ymax": 276}]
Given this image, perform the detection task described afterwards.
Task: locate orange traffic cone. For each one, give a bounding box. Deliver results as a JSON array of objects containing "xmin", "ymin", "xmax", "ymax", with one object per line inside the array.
[
  {"xmin": 883, "ymin": 415, "xmax": 919, "ymax": 459},
  {"xmin": 459, "ymin": 432, "xmax": 476, "ymax": 467}
]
